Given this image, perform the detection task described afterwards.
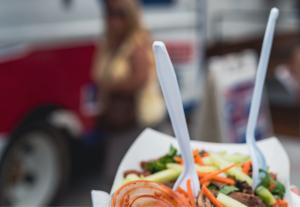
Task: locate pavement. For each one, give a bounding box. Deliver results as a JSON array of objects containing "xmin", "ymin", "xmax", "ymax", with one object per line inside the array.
[{"xmin": 58, "ymin": 122, "xmax": 300, "ymax": 206}]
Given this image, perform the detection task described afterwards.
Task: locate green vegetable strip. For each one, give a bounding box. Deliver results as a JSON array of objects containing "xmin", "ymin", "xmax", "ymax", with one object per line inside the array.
[
  {"xmin": 166, "ymin": 163, "xmax": 217, "ymax": 173},
  {"xmin": 221, "ymin": 153, "xmax": 250, "ymax": 164},
  {"xmin": 144, "ymin": 168, "xmax": 181, "ymax": 183},
  {"xmin": 217, "ymin": 193, "xmax": 248, "ymax": 207},
  {"xmin": 202, "ymin": 156, "xmax": 213, "ymax": 165},
  {"xmin": 255, "ymin": 186, "xmax": 276, "ymax": 206},
  {"xmin": 196, "ymin": 164, "xmax": 218, "ymax": 173},
  {"xmin": 124, "ymin": 168, "xmax": 181, "ymax": 184},
  {"xmin": 210, "ymin": 153, "xmax": 253, "ymax": 185}
]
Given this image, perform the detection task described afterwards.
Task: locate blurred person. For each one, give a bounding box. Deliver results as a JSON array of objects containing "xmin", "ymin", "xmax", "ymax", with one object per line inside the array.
[{"xmin": 92, "ymin": 0, "xmax": 165, "ymax": 130}]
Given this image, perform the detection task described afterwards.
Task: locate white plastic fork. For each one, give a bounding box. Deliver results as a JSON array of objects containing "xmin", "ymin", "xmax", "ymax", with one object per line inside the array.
[
  {"xmin": 153, "ymin": 41, "xmax": 200, "ymax": 197},
  {"xmin": 246, "ymin": 7, "xmax": 279, "ymax": 188}
]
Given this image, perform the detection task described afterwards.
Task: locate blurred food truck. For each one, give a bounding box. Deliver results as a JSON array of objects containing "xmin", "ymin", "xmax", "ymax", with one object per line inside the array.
[{"xmin": 0, "ymin": 0, "xmax": 202, "ymax": 205}]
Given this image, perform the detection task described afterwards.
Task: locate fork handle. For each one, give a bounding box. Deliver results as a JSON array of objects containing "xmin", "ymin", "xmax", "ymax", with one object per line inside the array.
[
  {"xmin": 246, "ymin": 8, "xmax": 279, "ymax": 188},
  {"xmin": 246, "ymin": 8, "xmax": 279, "ymax": 141},
  {"xmin": 153, "ymin": 42, "xmax": 195, "ymax": 169}
]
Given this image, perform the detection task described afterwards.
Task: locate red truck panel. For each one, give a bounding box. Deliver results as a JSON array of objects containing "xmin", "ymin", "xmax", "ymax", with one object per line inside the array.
[
  {"xmin": 0, "ymin": 40, "xmax": 194, "ymax": 137},
  {"xmin": 0, "ymin": 42, "xmax": 97, "ymax": 134}
]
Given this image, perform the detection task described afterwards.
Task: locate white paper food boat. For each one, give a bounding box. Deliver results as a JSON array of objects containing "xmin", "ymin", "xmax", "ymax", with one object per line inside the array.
[{"xmin": 92, "ymin": 128, "xmax": 300, "ymax": 206}]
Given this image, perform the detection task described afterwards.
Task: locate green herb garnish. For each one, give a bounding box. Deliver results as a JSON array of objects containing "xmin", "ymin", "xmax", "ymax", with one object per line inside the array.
[
  {"xmin": 259, "ymin": 169, "xmax": 286, "ymax": 199},
  {"xmin": 208, "ymin": 183, "xmax": 219, "ymax": 191},
  {"xmin": 144, "ymin": 145, "xmax": 178, "ymax": 173}
]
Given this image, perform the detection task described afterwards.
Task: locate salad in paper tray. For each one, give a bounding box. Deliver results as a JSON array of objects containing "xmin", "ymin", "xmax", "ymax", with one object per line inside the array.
[
  {"xmin": 106, "ymin": 129, "xmax": 291, "ymax": 207},
  {"xmin": 91, "ymin": 8, "xmax": 300, "ymax": 207}
]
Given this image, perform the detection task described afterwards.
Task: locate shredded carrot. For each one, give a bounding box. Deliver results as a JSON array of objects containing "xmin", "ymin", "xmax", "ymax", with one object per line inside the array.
[
  {"xmin": 242, "ymin": 160, "xmax": 252, "ymax": 175},
  {"xmin": 176, "ymin": 186, "xmax": 189, "ymax": 197},
  {"xmin": 176, "ymin": 188, "xmax": 192, "ymax": 207},
  {"xmin": 193, "ymin": 149, "xmax": 204, "ymax": 165},
  {"xmin": 197, "ymin": 171, "xmax": 209, "ymax": 177},
  {"xmin": 202, "ymin": 181, "xmax": 210, "ymax": 187},
  {"xmin": 202, "ymin": 152, "xmax": 209, "ymax": 157},
  {"xmin": 194, "ymin": 154, "xmax": 204, "ymax": 165},
  {"xmin": 202, "ymin": 184, "xmax": 223, "ymax": 207},
  {"xmin": 273, "ymin": 199, "xmax": 288, "ymax": 207},
  {"xmin": 212, "ymin": 176, "xmax": 236, "ymax": 185},
  {"xmin": 197, "ymin": 172, "xmax": 235, "ymax": 185},
  {"xmin": 186, "ymin": 179, "xmax": 196, "ymax": 207},
  {"xmin": 200, "ymin": 164, "xmax": 236, "ymax": 184},
  {"xmin": 193, "ymin": 149, "xmax": 200, "ymax": 156},
  {"xmin": 176, "ymin": 186, "xmax": 196, "ymax": 207},
  {"xmin": 174, "ymin": 156, "xmax": 183, "ymax": 164}
]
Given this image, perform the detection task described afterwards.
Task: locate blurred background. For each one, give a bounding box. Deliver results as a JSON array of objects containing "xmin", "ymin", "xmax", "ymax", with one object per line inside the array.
[{"xmin": 0, "ymin": 0, "xmax": 300, "ymax": 206}]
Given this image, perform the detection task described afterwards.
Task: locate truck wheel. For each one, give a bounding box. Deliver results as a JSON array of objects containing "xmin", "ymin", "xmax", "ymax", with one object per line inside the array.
[{"xmin": 0, "ymin": 124, "xmax": 70, "ymax": 206}]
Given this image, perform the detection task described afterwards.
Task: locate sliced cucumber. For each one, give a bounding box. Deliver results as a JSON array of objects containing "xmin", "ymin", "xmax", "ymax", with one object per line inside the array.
[
  {"xmin": 144, "ymin": 168, "xmax": 181, "ymax": 183},
  {"xmin": 166, "ymin": 163, "xmax": 183, "ymax": 171},
  {"xmin": 166, "ymin": 163, "xmax": 217, "ymax": 174},
  {"xmin": 217, "ymin": 193, "xmax": 247, "ymax": 207},
  {"xmin": 123, "ymin": 168, "xmax": 181, "ymax": 184},
  {"xmin": 222, "ymin": 153, "xmax": 250, "ymax": 164},
  {"xmin": 203, "ymin": 156, "xmax": 213, "ymax": 165},
  {"xmin": 196, "ymin": 164, "xmax": 218, "ymax": 173},
  {"xmin": 256, "ymin": 186, "xmax": 276, "ymax": 206},
  {"xmin": 210, "ymin": 153, "xmax": 253, "ymax": 185},
  {"xmin": 123, "ymin": 173, "xmax": 142, "ymax": 184}
]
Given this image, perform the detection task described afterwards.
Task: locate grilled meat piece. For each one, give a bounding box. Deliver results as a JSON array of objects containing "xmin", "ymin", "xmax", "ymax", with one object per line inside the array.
[
  {"xmin": 230, "ymin": 192, "xmax": 267, "ymax": 207},
  {"xmin": 236, "ymin": 181, "xmax": 254, "ymax": 194},
  {"xmin": 123, "ymin": 170, "xmax": 150, "ymax": 178},
  {"xmin": 140, "ymin": 161, "xmax": 149, "ymax": 170}
]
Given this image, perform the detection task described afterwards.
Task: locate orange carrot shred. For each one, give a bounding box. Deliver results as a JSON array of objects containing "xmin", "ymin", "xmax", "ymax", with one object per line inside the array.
[
  {"xmin": 202, "ymin": 184, "xmax": 223, "ymax": 207},
  {"xmin": 242, "ymin": 160, "xmax": 252, "ymax": 175},
  {"xmin": 200, "ymin": 163, "xmax": 236, "ymax": 184},
  {"xmin": 197, "ymin": 171, "xmax": 209, "ymax": 177},
  {"xmin": 186, "ymin": 179, "xmax": 196, "ymax": 207},
  {"xmin": 195, "ymin": 154, "xmax": 204, "ymax": 165},
  {"xmin": 203, "ymin": 181, "xmax": 210, "ymax": 187},
  {"xmin": 174, "ymin": 156, "xmax": 183, "ymax": 164},
  {"xmin": 273, "ymin": 199, "xmax": 288, "ymax": 207},
  {"xmin": 197, "ymin": 171, "xmax": 235, "ymax": 185},
  {"xmin": 212, "ymin": 176, "xmax": 236, "ymax": 185},
  {"xmin": 176, "ymin": 186, "xmax": 189, "ymax": 197},
  {"xmin": 193, "ymin": 149, "xmax": 200, "ymax": 156},
  {"xmin": 193, "ymin": 149, "xmax": 204, "ymax": 165},
  {"xmin": 202, "ymin": 152, "xmax": 209, "ymax": 157},
  {"xmin": 176, "ymin": 186, "xmax": 195, "ymax": 207}
]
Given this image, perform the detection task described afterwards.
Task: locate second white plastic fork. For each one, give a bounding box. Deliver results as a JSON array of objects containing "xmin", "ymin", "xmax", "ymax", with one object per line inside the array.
[
  {"xmin": 246, "ymin": 7, "xmax": 279, "ymax": 188},
  {"xmin": 153, "ymin": 41, "xmax": 200, "ymax": 197}
]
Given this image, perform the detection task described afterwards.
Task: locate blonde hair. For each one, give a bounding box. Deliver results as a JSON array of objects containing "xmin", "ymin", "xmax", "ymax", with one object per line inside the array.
[{"xmin": 104, "ymin": 0, "xmax": 143, "ymax": 50}]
